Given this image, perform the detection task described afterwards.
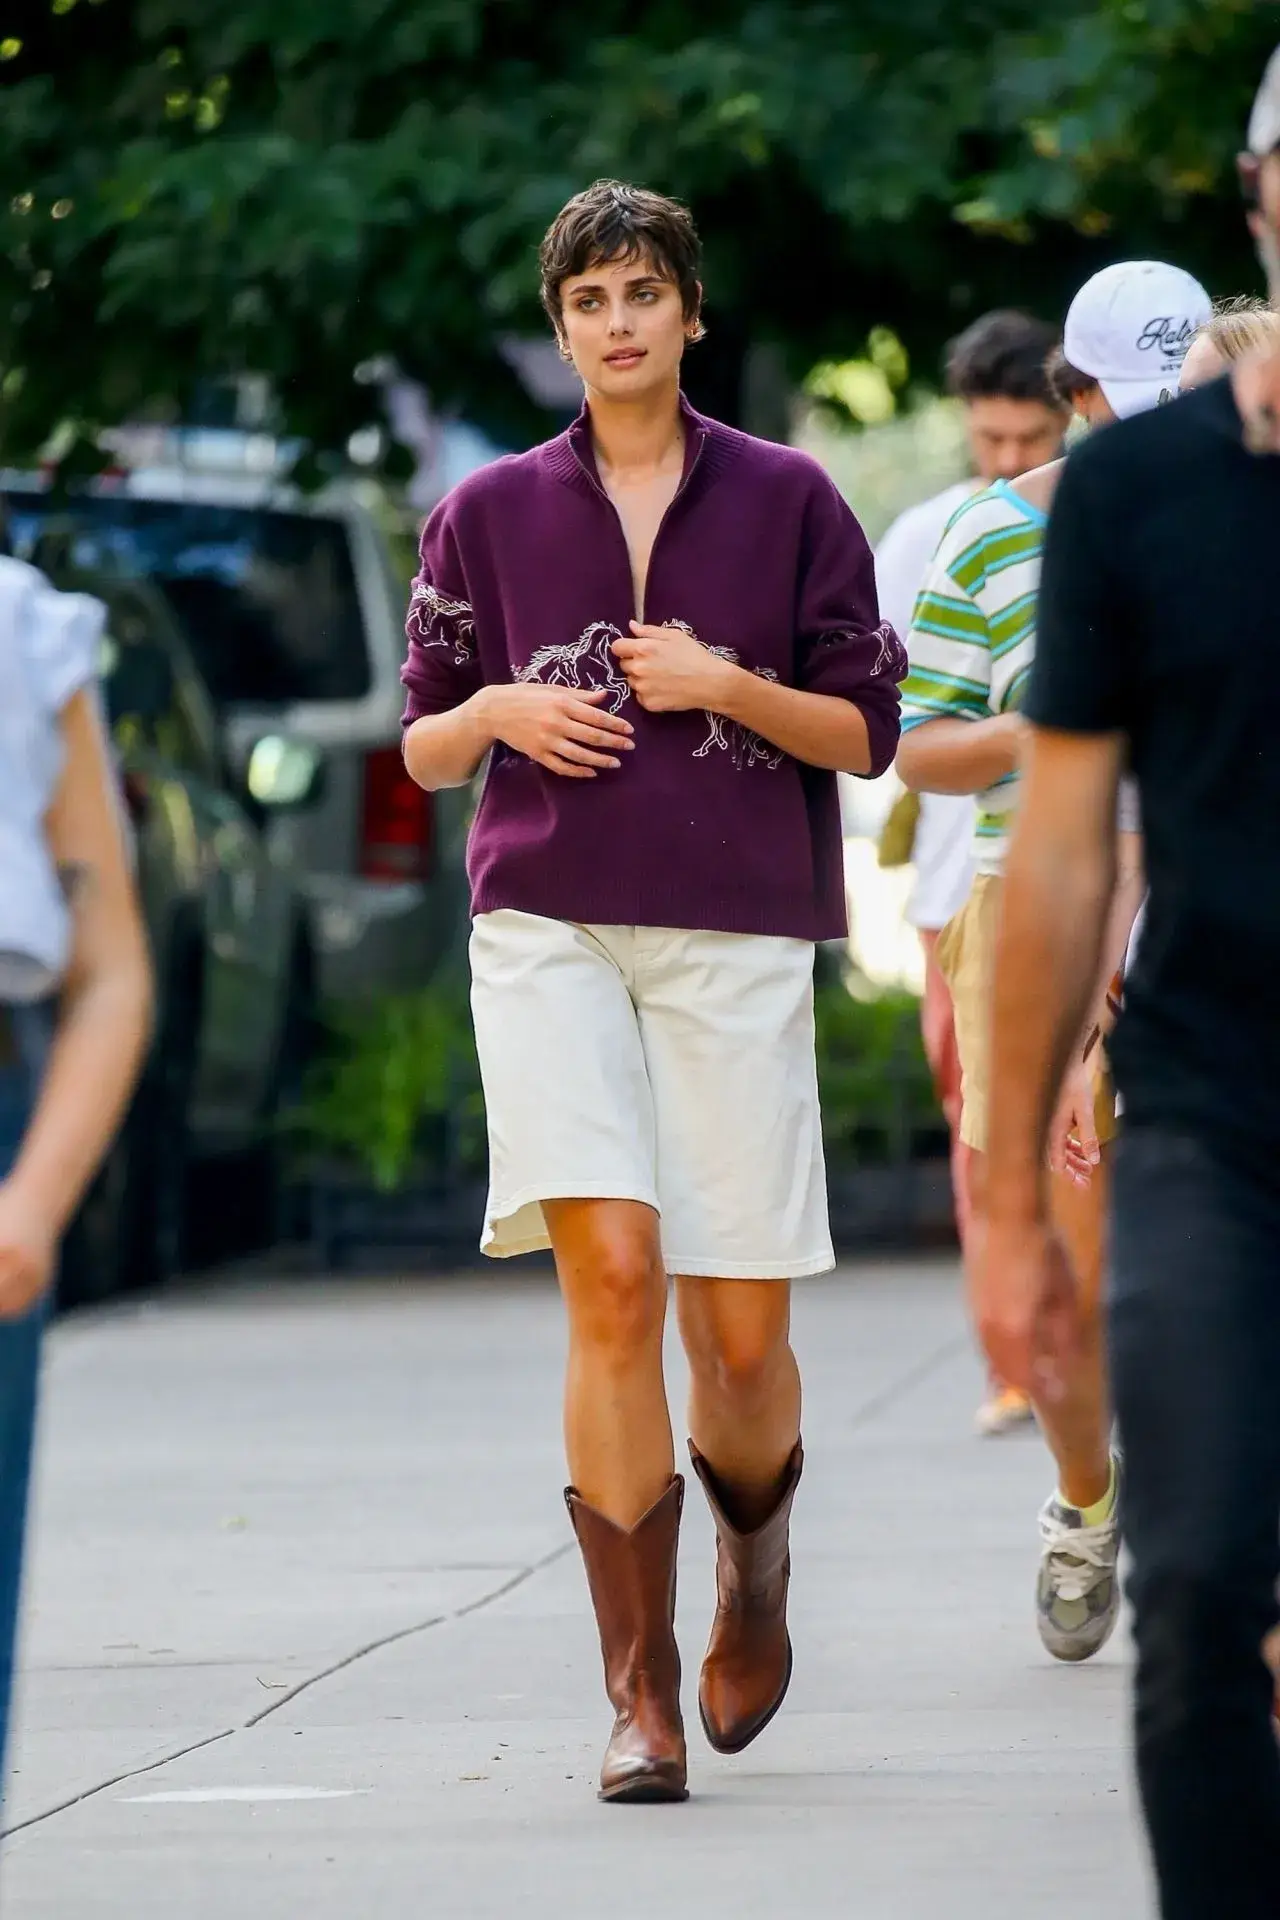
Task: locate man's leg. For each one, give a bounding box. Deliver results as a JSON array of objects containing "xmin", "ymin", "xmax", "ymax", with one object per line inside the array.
[
  {"xmin": 546, "ymin": 1197, "xmax": 687, "ymax": 1803},
  {"xmin": 932, "ymin": 894, "xmax": 1030, "ymax": 1433},
  {"xmin": 950, "ymin": 875, "xmax": 1115, "ymax": 1650},
  {"xmin": 919, "ymin": 928, "xmax": 973, "ymax": 1250},
  {"xmin": 1039, "ymin": 1153, "xmax": 1113, "ymax": 1512},
  {"xmin": 1111, "ymin": 1127, "xmax": 1280, "ymax": 1919}
]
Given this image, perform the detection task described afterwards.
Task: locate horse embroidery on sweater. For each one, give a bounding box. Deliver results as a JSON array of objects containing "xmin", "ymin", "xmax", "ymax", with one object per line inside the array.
[
  {"xmin": 692, "ymin": 642, "xmax": 785, "ymax": 772},
  {"xmin": 408, "ymin": 583, "xmax": 476, "ymax": 666},
  {"xmin": 515, "ymin": 622, "xmax": 630, "ymax": 714},
  {"xmin": 813, "ymin": 619, "xmax": 905, "ymax": 681}
]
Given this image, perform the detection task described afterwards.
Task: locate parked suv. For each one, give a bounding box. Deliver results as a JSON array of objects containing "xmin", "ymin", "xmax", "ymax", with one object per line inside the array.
[
  {"xmin": 6, "ymin": 448, "xmax": 473, "ymax": 1002},
  {"xmin": 56, "ymin": 571, "xmax": 321, "ymax": 1303}
]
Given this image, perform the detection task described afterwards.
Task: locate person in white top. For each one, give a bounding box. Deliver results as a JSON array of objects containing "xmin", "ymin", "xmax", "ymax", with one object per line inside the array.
[
  {"xmin": 875, "ymin": 311, "xmax": 1069, "ymax": 1436},
  {"xmin": 0, "ymin": 541, "xmax": 152, "ymax": 1801}
]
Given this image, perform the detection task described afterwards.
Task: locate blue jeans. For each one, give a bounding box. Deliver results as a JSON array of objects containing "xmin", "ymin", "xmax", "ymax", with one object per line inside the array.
[
  {"xmin": 0, "ymin": 1008, "xmax": 49, "ymax": 1794},
  {"xmin": 1111, "ymin": 1124, "xmax": 1280, "ymax": 1919}
]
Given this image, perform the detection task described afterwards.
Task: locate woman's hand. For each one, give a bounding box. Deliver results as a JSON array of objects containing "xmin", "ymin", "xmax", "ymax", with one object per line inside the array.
[
  {"xmin": 1047, "ymin": 1057, "xmax": 1102, "ymax": 1188},
  {"xmin": 611, "ymin": 622, "xmax": 737, "ymax": 714},
  {"xmin": 0, "ymin": 1180, "xmax": 57, "ymax": 1320},
  {"xmin": 484, "ymin": 684, "xmax": 634, "ymax": 779}
]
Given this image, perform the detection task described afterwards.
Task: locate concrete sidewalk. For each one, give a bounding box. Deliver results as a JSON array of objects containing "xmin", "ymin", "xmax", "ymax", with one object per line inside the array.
[{"xmin": 3, "ymin": 1259, "xmax": 1148, "ymax": 1917}]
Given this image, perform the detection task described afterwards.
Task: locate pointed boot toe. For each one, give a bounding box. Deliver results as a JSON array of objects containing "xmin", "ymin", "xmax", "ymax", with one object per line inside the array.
[{"xmin": 691, "ymin": 1442, "xmax": 803, "ymax": 1755}]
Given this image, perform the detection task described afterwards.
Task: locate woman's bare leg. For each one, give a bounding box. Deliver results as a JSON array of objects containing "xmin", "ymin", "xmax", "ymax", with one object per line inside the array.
[
  {"xmin": 544, "ymin": 1197, "xmax": 673, "ymax": 1528},
  {"xmin": 676, "ymin": 1277, "xmax": 799, "ymax": 1525}
]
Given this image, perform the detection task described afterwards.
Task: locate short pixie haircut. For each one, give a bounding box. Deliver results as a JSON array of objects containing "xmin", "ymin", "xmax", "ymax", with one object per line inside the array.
[{"xmin": 539, "ymin": 180, "xmax": 705, "ymax": 339}]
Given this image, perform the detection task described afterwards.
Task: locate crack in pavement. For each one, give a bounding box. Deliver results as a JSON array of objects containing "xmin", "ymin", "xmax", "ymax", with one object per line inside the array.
[
  {"xmin": 245, "ymin": 1539, "xmax": 574, "ymax": 1728},
  {"xmin": 846, "ymin": 1331, "xmax": 969, "ymax": 1433},
  {"xmin": 2, "ymin": 1538, "xmax": 575, "ymax": 1839},
  {"xmin": 8, "ymin": 1299, "xmax": 965, "ymax": 1841}
]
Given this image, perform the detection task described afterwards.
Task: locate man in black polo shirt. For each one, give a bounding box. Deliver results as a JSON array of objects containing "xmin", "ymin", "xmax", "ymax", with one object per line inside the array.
[{"xmin": 974, "ymin": 51, "xmax": 1280, "ymax": 1920}]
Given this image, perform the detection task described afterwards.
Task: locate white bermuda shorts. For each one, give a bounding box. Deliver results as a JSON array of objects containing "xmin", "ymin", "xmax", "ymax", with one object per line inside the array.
[{"xmin": 469, "ymin": 911, "xmax": 834, "ymax": 1279}]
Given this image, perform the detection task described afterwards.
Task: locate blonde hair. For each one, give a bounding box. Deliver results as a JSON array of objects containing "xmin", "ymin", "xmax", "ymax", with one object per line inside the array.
[{"xmin": 1198, "ymin": 296, "xmax": 1280, "ymax": 363}]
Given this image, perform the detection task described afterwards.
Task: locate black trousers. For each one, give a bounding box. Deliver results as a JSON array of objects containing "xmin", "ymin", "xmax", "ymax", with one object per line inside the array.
[{"xmin": 1111, "ymin": 1124, "xmax": 1280, "ymax": 1919}]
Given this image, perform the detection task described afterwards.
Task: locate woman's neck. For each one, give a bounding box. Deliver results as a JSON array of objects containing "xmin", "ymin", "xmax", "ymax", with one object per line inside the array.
[{"xmin": 586, "ymin": 381, "xmax": 685, "ymax": 482}]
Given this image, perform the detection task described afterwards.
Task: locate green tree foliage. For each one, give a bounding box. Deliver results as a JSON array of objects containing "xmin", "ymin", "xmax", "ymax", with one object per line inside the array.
[{"xmin": 0, "ymin": 0, "xmax": 1271, "ymax": 461}]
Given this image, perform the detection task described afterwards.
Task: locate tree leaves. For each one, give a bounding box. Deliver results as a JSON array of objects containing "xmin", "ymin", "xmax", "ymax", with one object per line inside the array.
[{"xmin": 0, "ymin": 0, "xmax": 1273, "ymax": 465}]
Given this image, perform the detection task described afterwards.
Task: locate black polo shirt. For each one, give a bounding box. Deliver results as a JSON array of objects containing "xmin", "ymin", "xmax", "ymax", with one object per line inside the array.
[{"xmin": 1026, "ymin": 376, "xmax": 1280, "ymax": 1178}]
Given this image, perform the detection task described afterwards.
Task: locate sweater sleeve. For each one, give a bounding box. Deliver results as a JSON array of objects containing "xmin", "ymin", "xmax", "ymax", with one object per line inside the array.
[
  {"xmin": 795, "ymin": 473, "xmax": 907, "ymax": 779},
  {"xmin": 400, "ymin": 503, "xmax": 485, "ymax": 726}
]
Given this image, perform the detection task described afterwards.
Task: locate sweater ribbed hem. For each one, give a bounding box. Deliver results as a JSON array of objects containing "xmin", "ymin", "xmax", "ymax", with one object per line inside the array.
[{"xmin": 469, "ymin": 873, "xmax": 845, "ymax": 943}]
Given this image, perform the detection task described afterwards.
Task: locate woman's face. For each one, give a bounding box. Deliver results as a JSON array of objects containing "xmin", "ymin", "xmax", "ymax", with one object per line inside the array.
[
  {"xmin": 1179, "ymin": 334, "xmax": 1227, "ymax": 391},
  {"xmin": 557, "ymin": 252, "xmax": 696, "ymax": 400}
]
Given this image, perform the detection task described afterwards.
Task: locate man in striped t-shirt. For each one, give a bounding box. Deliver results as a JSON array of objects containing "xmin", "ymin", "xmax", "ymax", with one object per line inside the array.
[
  {"xmin": 902, "ymin": 479, "xmax": 1042, "ymax": 879},
  {"xmin": 897, "ymin": 260, "xmax": 1208, "ymax": 1670}
]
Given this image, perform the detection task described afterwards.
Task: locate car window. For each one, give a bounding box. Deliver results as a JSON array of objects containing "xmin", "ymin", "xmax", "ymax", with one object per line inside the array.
[
  {"xmin": 100, "ymin": 592, "xmax": 222, "ymax": 784},
  {"xmin": 10, "ymin": 494, "xmax": 370, "ymax": 707}
]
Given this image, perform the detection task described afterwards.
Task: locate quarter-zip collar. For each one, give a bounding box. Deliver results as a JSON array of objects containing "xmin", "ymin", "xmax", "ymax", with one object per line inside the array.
[{"xmin": 544, "ymin": 390, "xmax": 738, "ymax": 504}]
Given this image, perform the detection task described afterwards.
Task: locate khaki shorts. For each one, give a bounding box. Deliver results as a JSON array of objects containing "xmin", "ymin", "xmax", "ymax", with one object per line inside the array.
[
  {"xmin": 936, "ymin": 874, "xmax": 1117, "ymax": 1155},
  {"xmin": 469, "ymin": 910, "xmax": 834, "ymax": 1278}
]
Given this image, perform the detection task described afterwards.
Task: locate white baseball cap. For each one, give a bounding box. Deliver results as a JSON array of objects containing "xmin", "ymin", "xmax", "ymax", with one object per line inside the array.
[
  {"xmin": 1247, "ymin": 44, "xmax": 1280, "ymax": 156},
  {"xmin": 1062, "ymin": 260, "xmax": 1213, "ymax": 419}
]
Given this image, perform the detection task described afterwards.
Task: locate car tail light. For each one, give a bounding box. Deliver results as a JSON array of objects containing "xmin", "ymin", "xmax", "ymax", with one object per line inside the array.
[{"xmin": 359, "ymin": 747, "xmax": 435, "ymax": 883}]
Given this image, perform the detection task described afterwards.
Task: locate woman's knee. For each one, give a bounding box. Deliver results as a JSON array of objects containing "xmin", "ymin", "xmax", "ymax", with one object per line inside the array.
[
  {"xmin": 564, "ymin": 1241, "xmax": 666, "ymax": 1359},
  {"xmin": 680, "ymin": 1282, "xmax": 791, "ymax": 1401}
]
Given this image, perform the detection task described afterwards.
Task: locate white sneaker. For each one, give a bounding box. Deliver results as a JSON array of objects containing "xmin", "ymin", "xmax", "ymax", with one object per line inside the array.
[
  {"xmin": 974, "ymin": 1385, "xmax": 1036, "ymax": 1437},
  {"xmin": 1036, "ymin": 1459, "xmax": 1122, "ymax": 1662}
]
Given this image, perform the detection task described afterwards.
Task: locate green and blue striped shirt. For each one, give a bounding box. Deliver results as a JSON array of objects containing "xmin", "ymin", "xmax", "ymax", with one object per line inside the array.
[{"xmin": 900, "ymin": 480, "xmax": 1046, "ymax": 876}]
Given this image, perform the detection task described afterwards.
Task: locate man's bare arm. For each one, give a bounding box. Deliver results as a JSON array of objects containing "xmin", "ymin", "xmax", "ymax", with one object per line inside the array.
[
  {"xmin": 896, "ymin": 714, "xmax": 1022, "ymax": 795},
  {"xmin": 985, "ymin": 726, "xmax": 1124, "ymax": 1225}
]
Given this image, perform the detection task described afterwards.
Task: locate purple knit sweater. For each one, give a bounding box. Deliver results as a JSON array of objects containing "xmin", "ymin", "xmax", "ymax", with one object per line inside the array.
[{"xmin": 401, "ymin": 396, "xmax": 905, "ymax": 940}]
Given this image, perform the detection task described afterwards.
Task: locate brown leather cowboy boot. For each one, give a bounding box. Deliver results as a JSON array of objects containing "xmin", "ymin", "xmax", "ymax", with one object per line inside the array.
[
  {"xmin": 690, "ymin": 1441, "xmax": 804, "ymax": 1754},
  {"xmin": 565, "ymin": 1476, "xmax": 688, "ymax": 1803}
]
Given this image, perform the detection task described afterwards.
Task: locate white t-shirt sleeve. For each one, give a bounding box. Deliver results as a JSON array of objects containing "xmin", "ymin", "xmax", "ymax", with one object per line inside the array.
[
  {"xmin": 875, "ymin": 484, "xmax": 981, "ymax": 931},
  {"xmin": 874, "ymin": 481, "xmax": 975, "ymax": 649},
  {"xmin": 873, "ymin": 508, "xmax": 928, "ymax": 648},
  {"xmin": 26, "ymin": 570, "xmax": 106, "ymax": 714}
]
